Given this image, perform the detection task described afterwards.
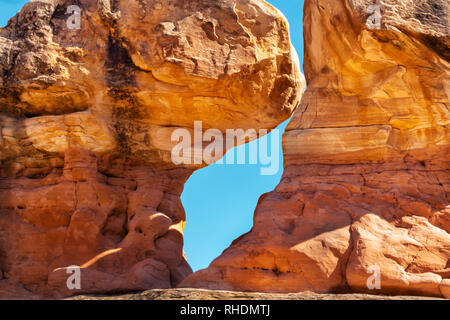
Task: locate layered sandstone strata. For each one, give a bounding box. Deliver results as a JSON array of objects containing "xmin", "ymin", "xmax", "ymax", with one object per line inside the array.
[
  {"xmin": 0, "ymin": 0, "xmax": 302, "ymax": 298},
  {"xmin": 181, "ymin": 0, "xmax": 450, "ymax": 298}
]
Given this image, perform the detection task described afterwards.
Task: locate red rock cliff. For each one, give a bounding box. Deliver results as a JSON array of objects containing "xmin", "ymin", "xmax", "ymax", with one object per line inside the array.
[
  {"xmin": 0, "ymin": 0, "xmax": 302, "ymax": 298},
  {"xmin": 181, "ymin": 0, "xmax": 450, "ymax": 299}
]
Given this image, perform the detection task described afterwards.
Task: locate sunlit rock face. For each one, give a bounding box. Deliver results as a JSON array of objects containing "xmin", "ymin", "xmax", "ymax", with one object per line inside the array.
[
  {"xmin": 0, "ymin": 0, "xmax": 302, "ymax": 298},
  {"xmin": 181, "ymin": 0, "xmax": 450, "ymax": 298}
]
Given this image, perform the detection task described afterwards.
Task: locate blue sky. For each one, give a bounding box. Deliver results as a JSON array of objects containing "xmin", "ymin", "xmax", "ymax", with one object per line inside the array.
[
  {"xmin": 183, "ymin": 0, "xmax": 304, "ymax": 271},
  {"xmin": 0, "ymin": 1, "xmax": 28, "ymax": 26},
  {"xmin": 0, "ymin": 0, "xmax": 304, "ymax": 272}
]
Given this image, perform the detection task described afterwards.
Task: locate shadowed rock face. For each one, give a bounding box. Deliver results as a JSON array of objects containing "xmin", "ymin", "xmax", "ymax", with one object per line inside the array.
[
  {"xmin": 0, "ymin": 0, "xmax": 302, "ymax": 298},
  {"xmin": 69, "ymin": 288, "xmax": 447, "ymax": 300},
  {"xmin": 181, "ymin": 0, "xmax": 450, "ymax": 298}
]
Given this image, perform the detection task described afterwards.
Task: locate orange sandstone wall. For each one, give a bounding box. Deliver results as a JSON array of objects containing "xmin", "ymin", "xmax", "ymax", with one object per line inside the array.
[
  {"xmin": 0, "ymin": 0, "xmax": 302, "ymax": 298},
  {"xmin": 181, "ymin": 0, "xmax": 450, "ymax": 299}
]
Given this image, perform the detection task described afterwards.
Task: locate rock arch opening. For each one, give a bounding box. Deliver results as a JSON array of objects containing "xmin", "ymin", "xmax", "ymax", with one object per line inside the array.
[{"xmin": 181, "ymin": 120, "xmax": 290, "ymax": 272}]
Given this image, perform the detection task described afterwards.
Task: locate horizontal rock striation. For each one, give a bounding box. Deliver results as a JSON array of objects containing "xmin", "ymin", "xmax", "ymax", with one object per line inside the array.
[
  {"xmin": 181, "ymin": 0, "xmax": 450, "ymax": 298},
  {"xmin": 0, "ymin": 0, "xmax": 302, "ymax": 298}
]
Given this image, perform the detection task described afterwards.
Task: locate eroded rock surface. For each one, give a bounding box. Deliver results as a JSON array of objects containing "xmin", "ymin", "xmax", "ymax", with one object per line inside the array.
[
  {"xmin": 71, "ymin": 288, "xmax": 445, "ymax": 300},
  {"xmin": 0, "ymin": 0, "xmax": 302, "ymax": 298},
  {"xmin": 181, "ymin": 0, "xmax": 450, "ymax": 298}
]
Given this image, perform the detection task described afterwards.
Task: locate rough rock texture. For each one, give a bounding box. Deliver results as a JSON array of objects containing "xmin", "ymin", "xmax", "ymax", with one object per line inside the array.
[
  {"xmin": 0, "ymin": 0, "xmax": 302, "ymax": 298},
  {"xmin": 71, "ymin": 288, "xmax": 444, "ymax": 300},
  {"xmin": 181, "ymin": 0, "xmax": 450, "ymax": 298}
]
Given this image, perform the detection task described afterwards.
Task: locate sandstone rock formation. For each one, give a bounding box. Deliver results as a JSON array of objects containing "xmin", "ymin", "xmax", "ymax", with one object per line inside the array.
[
  {"xmin": 0, "ymin": 0, "xmax": 302, "ymax": 298},
  {"xmin": 181, "ymin": 0, "xmax": 450, "ymax": 298},
  {"xmin": 71, "ymin": 288, "xmax": 445, "ymax": 300}
]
